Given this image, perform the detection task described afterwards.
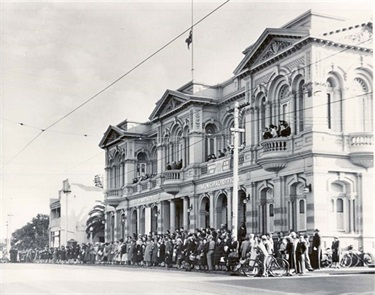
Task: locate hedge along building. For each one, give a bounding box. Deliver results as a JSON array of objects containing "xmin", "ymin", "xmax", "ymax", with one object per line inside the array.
[{"xmin": 99, "ymin": 10, "xmax": 373, "ymax": 251}]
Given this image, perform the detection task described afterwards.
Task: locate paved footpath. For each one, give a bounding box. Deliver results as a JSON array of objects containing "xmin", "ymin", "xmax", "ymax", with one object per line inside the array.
[{"xmin": 1, "ymin": 263, "xmax": 374, "ymax": 295}]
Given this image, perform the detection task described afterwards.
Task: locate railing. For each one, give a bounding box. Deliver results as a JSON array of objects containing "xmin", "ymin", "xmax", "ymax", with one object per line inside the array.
[
  {"xmin": 349, "ymin": 133, "xmax": 373, "ymax": 147},
  {"xmin": 201, "ymin": 164, "xmax": 208, "ymax": 175},
  {"xmin": 239, "ymin": 153, "xmax": 244, "ymax": 165},
  {"xmin": 107, "ymin": 188, "xmax": 121, "ymax": 197},
  {"xmin": 164, "ymin": 170, "xmax": 182, "ymax": 180},
  {"xmin": 261, "ymin": 137, "xmax": 289, "ymax": 152}
]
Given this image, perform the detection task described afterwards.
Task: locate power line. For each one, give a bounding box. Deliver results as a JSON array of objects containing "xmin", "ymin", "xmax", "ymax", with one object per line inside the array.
[
  {"xmin": 1, "ymin": 0, "xmax": 231, "ymax": 169},
  {"xmin": 2, "ymin": 6, "xmax": 371, "ymax": 173},
  {"xmin": 1, "ymin": 117, "xmax": 90, "ymax": 137}
]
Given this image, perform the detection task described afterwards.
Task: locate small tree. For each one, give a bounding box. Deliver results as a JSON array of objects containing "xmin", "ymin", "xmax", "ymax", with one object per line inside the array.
[{"xmin": 12, "ymin": 214, "xmax": 49, "ymax": 249}]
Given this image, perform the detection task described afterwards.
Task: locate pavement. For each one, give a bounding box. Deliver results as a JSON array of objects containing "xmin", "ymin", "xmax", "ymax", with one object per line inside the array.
[
  {"xmin": 175, "ymin": 265, "xmax": 375, "ymax": 277},
  {"xmin": 308, "ymin": 266, "xmax": 375, "ymax": 276}
]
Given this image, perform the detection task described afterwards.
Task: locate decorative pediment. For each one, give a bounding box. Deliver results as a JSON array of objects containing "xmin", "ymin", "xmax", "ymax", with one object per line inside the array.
[
  {"xmin": 149, "ymin": 90, "xmax": 189, "ymax": 121},
  {"xmin": 161, "ymin": 98, "xmax": 183, "ymax": 116},
  {"xmin": 234, "ymin": 28, "xmax": 307, "ymax": 74},
  {"xmin": 98, "ymin": 125, "xmax": 124, "ymax": 148},
  {"xmin": 259, "ymin": 40, "xmax": 294, "ymax": 62}
]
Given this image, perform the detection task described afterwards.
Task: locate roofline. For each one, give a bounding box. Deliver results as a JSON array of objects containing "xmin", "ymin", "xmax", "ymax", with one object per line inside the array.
[{"xmin": 281, "ymin": 9, "xmax": 346, "ymax": 29}]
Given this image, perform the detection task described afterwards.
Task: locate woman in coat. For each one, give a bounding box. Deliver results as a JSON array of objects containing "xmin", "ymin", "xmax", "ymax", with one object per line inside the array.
[{"xmin": 331, "ymin": 236, "xmax": 341, "ymax": 268}]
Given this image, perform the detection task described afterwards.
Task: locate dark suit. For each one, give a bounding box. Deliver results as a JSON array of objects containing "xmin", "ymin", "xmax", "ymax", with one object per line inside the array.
[{"xmin": 312, "ymin": 232, "xmax": 322, "ymax": 269}]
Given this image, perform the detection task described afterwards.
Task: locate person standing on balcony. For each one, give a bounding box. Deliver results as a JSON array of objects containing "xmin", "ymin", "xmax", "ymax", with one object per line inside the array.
[
  {"xmin": 262, "ymin": 127, "xmax": 272, "ymax": 140},
  {"xmin": 279, "ymin": 121, "xmax": 291, "ymax": 137},
  {"xmin": 269, "ymin": 124, "xmax": 278, "ymax": 138}
]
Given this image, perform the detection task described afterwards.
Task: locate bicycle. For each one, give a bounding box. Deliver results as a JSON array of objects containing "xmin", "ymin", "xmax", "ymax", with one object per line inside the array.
[
  {"xmin": 321, "ymin": 247, "xmax": 353, "ymax": 268},
  {"xmin": 237, "ymin": 254, "xmax": 290, "ymax": 277},
  {"xmin": 321, "ymin": 248, "xmax": 333, "ymax": 268},
  {"xmin": 341, "ymin": 246, "xmax": 375, "ymax": 267}
]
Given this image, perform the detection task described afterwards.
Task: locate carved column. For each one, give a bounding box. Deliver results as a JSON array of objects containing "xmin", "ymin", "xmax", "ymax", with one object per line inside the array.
[
  {"xmin": 265, "ymin": 101, "xmax": 272, "ymax": 127},
  {"xmin": 183, "ymin": 196, "xmax": 189, "ymax": 230},
  {"xmin": 254, "ymin": 107, "xmax": 259, "ymax": 145},
  {"xmin": 169, "ymin": 200, "xmax": 176, "ymax": 232},
  {"xmin": 209, "ymin": 192, "xmax": 214, "ymax": 229},
  {"xmin": 227, "ymin": 189, "xmax": 233, "ymax": 231}
]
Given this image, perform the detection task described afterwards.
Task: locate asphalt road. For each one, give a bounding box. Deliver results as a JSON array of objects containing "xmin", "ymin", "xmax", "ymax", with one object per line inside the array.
[{"xmin": 1, "ymin": 263, "xmax": 374, "ymax": 295}]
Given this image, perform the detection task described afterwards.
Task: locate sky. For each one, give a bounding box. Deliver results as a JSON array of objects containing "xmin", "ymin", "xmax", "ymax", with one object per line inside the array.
[{"xmin": 1, "ymin": 0, "xmax": 373, "ymax": 240}]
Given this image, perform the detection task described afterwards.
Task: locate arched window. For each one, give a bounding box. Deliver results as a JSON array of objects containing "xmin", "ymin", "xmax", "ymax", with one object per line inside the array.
[
  {"xmin": 137, "ymin": 152, "xmax": 147, "ymax": 177},
  {"xmin": 260, "ymin": 97, "xmax": 266, "ymax": 130},
  {"xmin": 298, "ymin": 80, "xmax": 304, "ymax": 133},
  {"xmin": 353, "ymin": 77, "xmax": 373, "ymax": 132},
  {"xmin": 164, "ymin": 134, "xmax": 170, "ymax": 168},
  {"xmin": 150, "ymin": 146, "xmax": 157, "ymax": 176},
  {"xmin": 299, "ymin": 199, "xmax": 306, "ymax": 230},
  {"xmin": 260, "ymin": 189, "xmax": 273, "ymax": 234},
  {"xmin": 183, "ymin": 127, "xmax": 190, "ymax": 166},
  {"xmin": 336, "ymin": 198, "xmax": 344, "ymax": 212},
  {"xmin": 336, "ymin": 198, "xmax": 344, "ymax": 231},
  {"xmin": 330, "ymin": 180, "xmax": 353, "ymax": 233},
  {"xmin": 326, "ymin": 76, "xmax": 342, "ymax": 132},
  {"xmin": 279, "ymin": 84, "xmax": 289, "ymax": 122},
  {"xmin": 205, "ymin": 124, "xmax": 218, "ymax": 160}
]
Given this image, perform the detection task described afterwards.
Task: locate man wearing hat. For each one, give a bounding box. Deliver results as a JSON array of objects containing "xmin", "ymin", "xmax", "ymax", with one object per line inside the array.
[{"xmin": 312, "ymin": 229, "xmax": 322, "ymax": 269}]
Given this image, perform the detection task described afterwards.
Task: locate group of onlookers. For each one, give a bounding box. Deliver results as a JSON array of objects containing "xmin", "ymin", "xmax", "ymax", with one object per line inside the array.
[
  {"xmin": 7, "ymin": 226, "xmax": 328, "ymax": 277},
  {"xmin": 165, "ymin": 159, "xmax": 183, "ymax": 170},
  {"xmin": 262, "ymin": 120, "xmax": 291, "ymax": 140}
]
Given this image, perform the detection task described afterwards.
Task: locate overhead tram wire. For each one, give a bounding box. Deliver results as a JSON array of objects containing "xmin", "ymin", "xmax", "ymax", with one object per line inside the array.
[
  {"xmin": 1, "ymin": 0, "xmax": 231, "ymax": 170},
  {"xmin": 3, "ymin": 9, "xmax": 370, "ymax": 172}
]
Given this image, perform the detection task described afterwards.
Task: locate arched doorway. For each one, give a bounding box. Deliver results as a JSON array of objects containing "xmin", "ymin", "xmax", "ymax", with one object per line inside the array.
[
  {"xmin": 200, "ymin": 195, "xmax": 210, "ymax": 228},
  {"xmin": 139, "ymin": 207, "xmax": 145, "ymax": 235},
  {"xmin": 216, "ymin": 193, "xmax": 228, "ymax": 229},
  {"xmin": 260, "ymin": 188, "xmax": 274, "ymax": 234},
  {"xmin": 131, "ymin": 210, "xmax": 138, "ymax": 237},
  {"xmin": 238, "ymin": 190, "xmax": 247, "ymax": 225},
  {"xmin": 151, "ymin": 206, "xmax": 158, "ymax": 234}
]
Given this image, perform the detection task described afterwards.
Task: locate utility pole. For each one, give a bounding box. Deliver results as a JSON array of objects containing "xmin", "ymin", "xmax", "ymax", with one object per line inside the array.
[
  {"xmin": 62, "ymin": 179, "xmax": 71, "ymax": 246},
  {"xmin": 6, "ymin": 197, "xmax": 13, "ymax": 260},
  {"xmin": 231, "ymin": 102, "xmax": 245, "ymax": 241}
]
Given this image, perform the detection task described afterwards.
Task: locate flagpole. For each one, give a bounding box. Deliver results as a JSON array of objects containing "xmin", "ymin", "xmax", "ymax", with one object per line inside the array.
[{"xmin": 191, "ymin": 0, "xmax": 194, "ymax": 83}]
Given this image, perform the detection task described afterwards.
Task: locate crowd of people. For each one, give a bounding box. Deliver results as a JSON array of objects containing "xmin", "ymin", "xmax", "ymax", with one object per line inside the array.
[
  {"xmin": 262, "ymin": 120, "xmax": 291, "ymax": 140},
  {"xmin": 6, "ymin": 225, "xmax": 327, "ymax": 277}
]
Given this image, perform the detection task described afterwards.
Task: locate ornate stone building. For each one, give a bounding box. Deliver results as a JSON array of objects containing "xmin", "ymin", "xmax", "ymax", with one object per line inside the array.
[{"xmin": 99, "ymin": 10, "xmax": 373, "ymax": 250}]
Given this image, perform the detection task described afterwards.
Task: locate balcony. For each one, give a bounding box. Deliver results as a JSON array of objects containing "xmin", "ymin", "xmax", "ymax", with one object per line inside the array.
[
  {"xmin": 256, "ymin": 137, "xmax": 291, "ymax": 172},
  {"xmin": 201, "ymin": 156, "xmax": 232, "ymax": 176},
  {"xmin": 348, "ymin": 132, "xmax": 374, "ymax": 168},
  {"xmin": 50, "ymin": 217, "xmax": 61, "ymax": 228},
  {"xmin": 106, "ymin": 188, "xmax": 122, "ymax": 200},
  {"xmin": 160, "ymin": 170, "xmax": 183, "ymax": 195}
]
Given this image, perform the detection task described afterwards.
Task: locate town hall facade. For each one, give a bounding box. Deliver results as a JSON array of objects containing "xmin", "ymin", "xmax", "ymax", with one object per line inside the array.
[{"xmin": 99, "ymin": 10, "xmax": 373, "ymax": 251}]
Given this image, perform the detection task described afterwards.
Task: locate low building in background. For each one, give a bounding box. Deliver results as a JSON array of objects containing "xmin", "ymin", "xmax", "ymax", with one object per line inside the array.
[{"xmin": 49, "ymin": 180, "xmax": 104, "ymax": 247}]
